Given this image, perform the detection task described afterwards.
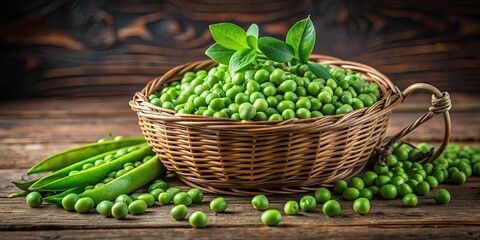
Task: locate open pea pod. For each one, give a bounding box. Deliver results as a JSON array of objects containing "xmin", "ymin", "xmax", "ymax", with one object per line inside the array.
[
  {"xmin": 43, "ymin": 187, "xmax": 83, "ymax": 205},
  {"xmin": 28, "ymin": 143, "xmax": 147, "ymax": 190},
  {"xmin": 78, "ymin": 155, "xmax": 165, "ymax": 205},
  {"xmin": 30, "ymin": 144, "xmax": 152, "ymax": 191},
  {"xmin": 28, "ymin": 136, "xmax": 146, "ymax": 174}
]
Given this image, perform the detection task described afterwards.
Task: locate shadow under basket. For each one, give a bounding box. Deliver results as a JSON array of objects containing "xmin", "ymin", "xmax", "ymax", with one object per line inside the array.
[{"xmin": 130, "ymin": 55, "xmax": 451, "ymax": 196}]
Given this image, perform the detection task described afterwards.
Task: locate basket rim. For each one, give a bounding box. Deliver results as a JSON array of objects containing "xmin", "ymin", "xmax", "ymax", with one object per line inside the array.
[{"xmin": 129, "ymin": 54, "xmax": 404, "ymax": 132}]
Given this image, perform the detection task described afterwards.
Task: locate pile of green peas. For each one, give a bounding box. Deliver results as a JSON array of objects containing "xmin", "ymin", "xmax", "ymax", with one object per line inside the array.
[
  {"xmin": 246, "ymin": 142, "xmax": 480, "ymax": 226},
  {"xmin": 148, "ymin": 61, "xmax": 381, "ymax": 121}
]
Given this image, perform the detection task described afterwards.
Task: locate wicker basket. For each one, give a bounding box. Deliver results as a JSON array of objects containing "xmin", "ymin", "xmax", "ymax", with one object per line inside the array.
[{"xmin": 130, "ymin": 55, "xmax": 452, "ymax": 196}]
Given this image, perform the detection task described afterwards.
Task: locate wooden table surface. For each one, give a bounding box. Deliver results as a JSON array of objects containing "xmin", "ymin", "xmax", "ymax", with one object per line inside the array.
[{"xmin": 1, "ymin": 94, "xmax": 479, "ymax": 239}]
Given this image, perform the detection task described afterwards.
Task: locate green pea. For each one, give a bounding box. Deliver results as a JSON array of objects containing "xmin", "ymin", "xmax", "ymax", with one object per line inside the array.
[
  {"xmin": 115, "ymin": 194, "xmax": 133, "ymax": 205},
  {"xmin": 96, "ymin": 200, "xmax": 113, "ymax": 217},
  {"xmin": 210, "ymin": 197, "xmax": 228, "ymax": 213},
  {"xmin": 434, "ymin": 189, "xmax": 451, "ymax": 204},
  {"xmin": 251, "ymin": 195, "xmax": 269, "ymax": 211},
  {"xmin": 451, "ymin": 171, "xmax": 466, "ymax": 185},
  {"xmin": 115, "ymin": 169, "xmax": 128, "ymax": 178},
  {"xmin": 62, "ymin": 193, "xmax": 79, "ymax": 211},
  {"xmin": 187, "ymin": 188, "xmax": 204, "ymax": 204},
  {"xmin": 158, "ymin": 192, "xmax": 173, "ymax": 205},
  {"xmin": 359, "ymin": 188, "xmax": 373, "ymax": 200},
  {"xmin": 318, "ymin": 91, "xmax": 332, "ymax": 104},
  {"xmin": 84, "ymin": 185, "xmax": 94, "ymax": 191},
  {"xmin": 389, "ymin": 176, "xmax": 405, "ymax": 187},
  {"xmin": 26, "ymin": 191, "xmax": 42, "ymax": 208},
  {"xmin": 239, "ymin": 102, "xmax": 256, "ymax": 120},
  {"xmin": 278, "ymin": 80, "xmax": 297, "ymax": 93},
  {"xmin": 352, "ymin": 198, "xmax": 370, "ymax": 215},
  {"xmin": 254, "ymin": 69, "xmax": 270, "ymax": 83},
  {"xmin": 397, "ymin": 183, "xmax": 413, "ymax": 197},
  {"xmin": 232, "ymin": 72, "xmax": 245, "ymax": 85},
  {"xmin": 171, "ymin": 204, "xmax": 189, "ymax": 220},
  {"xmin": 111, "ymin": 202, "xmax": 128, "ymax": 219},
  {"xmin": 107, "ymin": 171, "xmax": 116, "ymax": 178},
  {"xmin": 321, "ymin": 103, "xmax": 335, "ymax": 115},
  {"xmin": 261, "ymin": 209, "xmax": 282, "ymax": 226},
  {"xmin": 415, "ymin": 181, "xmax": 430, "ymax": 196},
  {"xmin": 343, "ymin": 188, "xmax": 360, "ymax": 200},
  {"xmin": 349, "ymin": 177, "xmax": 365, "ymax": 190},
  {"xmin": 94, "ymin": 160, "xmax": 105, "ymax": 166},
  {"xmin": 333, "ymin": 180, "xmax": 348, "ymax": 194},
  {"xmin": 82, "ymin": 163, "xmax": 94, "ymax": 170},
  {"xmin": 283, "ymin": 200, "xmax": 299, "ymax": 215},
  {"xmin": 74, "ymin": 197, "xmax": 94, "ymax": 213},
  {"xmin": 130, "ymin": 193, "xmax": 141, "ymax": 201},
  {"xmin": 314, "ymin": 187, "xmax": 331, "ymax": 204},
  {"xmin": 335, "ymin": 104, "xmax": 353, "ymax": 114},
  {"xmin": 403, "ymin": 193, "xmax": 418, "ymax": 207},
  {"xmin": 246, "ymin": 80, "xmax": 260, "ymax": 93},
  {"xmin": 138, "ymin": 193, "xmax": 155, "ymax": 207},
  {"xmin": 380, "ymin": 184, "xmax": 397, "ymax": 199},
  {"xmin": 270, "ymin": 68, "xmax": 286, "ymax": 86},
  {"xmin": 322, "ymin": 200, "xmax": 341, "ymax": 217},
  {"xmin": 473, "ymin": 163, "xmax": 480, "ymax": 176},
  {"xmin": 295, "ymin": 108, "xmax": 311, "ymax": 119},
  {"xmin": 94, "ymin": 183, "xmax": 104, "ymax": 189},
  {"xmin": 299, "ymin": 195, "xmax": 317, "ymax": 212},
  {"xmin": 173, "ymin": 192, "xmax": 192, "ymax": 206},
  {"xmin": 103, "ymin": 177, "xmax": 114, "ymax": 184},
  {"xmin": 128, "ymin": 200, "xmax": 147, "ymax": 215},
  {"xmin": 368, "ymin": 186, "xmax": 380, "ymax": 196},
  {"xmin": 189, "ymin": 211, "xmax": 208, "ymax": 228},
  {"xmin": 362, "ymin": 171, "xmax": 378, "ymax": 186},
  {"xmin": 424, "ymin": 176, "xmax": 439, "ymax": 189},
  {"xmin": 457, "ymin": 162, "xmax": 472, "ymax": 177},
  {"xmin": 148, "ymin": 181, "xmax": 168, "ymax": 192},
  {"xmin": 253, "ymin": 98, "xmax": 269, "ymax": 112},
  {"xmin": 166, "ymin": 187, "xmax": 182, "ymax": 197},
  {"xmin": 375, "ymin": 175, "xmax": 391, "ymax": 187}
]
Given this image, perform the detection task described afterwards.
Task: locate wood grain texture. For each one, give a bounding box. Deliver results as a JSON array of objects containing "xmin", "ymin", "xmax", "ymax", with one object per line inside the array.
[
  {"xmin": 0, "ymin": 96, "xmax": 478, "ymax": 169},
  {"xmin": 2, "ymin": 169, "xmax": 480, "ymax": 239},
  {"xmin": 0, "ymin": 0, "xmax": 478, "ymax": 98}
]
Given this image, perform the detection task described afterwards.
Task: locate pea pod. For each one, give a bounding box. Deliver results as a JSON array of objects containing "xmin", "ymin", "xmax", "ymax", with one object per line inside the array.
[
  {"xmin": 28, "ymin": 136, "xmax": 146, "ymax": 174},
  {"xmin": 8, "ymin": 191, "xmax": 29, "ymax": 198},
  {"xmin": 78, "ymin": 155, "xmax": 164, "ymax": 205},
  {"xmin": 30, "ymin": 144, "xmax": 152, "ymax": 191},
  {"xmin": 28, "ymin": 143, "xmax": 146, "ymax": 190},
  {"xmin": 43, "ymin": 188, "xmax": 83, "ymax": 205},
  {"xmin": 11, "ymin": 178, "xmax": 40, "ymax": 191}
]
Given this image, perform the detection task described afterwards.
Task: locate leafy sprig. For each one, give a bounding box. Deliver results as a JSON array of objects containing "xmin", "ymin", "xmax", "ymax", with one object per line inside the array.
[{"xmin": 205, "ymin": 16, "xmax": 336, "ymax": 81}]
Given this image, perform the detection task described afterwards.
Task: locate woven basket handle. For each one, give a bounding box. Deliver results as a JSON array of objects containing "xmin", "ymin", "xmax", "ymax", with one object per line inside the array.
[{"xmin": 375, "ymin": 83, "xmax": 452, "ymax": 164}]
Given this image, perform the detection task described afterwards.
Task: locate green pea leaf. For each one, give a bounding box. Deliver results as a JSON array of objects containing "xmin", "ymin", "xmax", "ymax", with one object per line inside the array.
[
  {"xmin": 247, "ymin": 35, "xmax": 258, "ymax": 50},
  {"xmin": 209, "ymin": 23, "xmax": 249, "ymax": 50},
  {"xmin": 307, "ymin": 61, "xmax": 336, "ymax": 81},
  {"xmin": 246, "ymin": 23, "xmax": 259, "ymax": 38},
  {"xmin": 286, "ymin": 17, "xmax": 316, "ymax": 63},
  {"xmin": 258, "ymin": 37, "xmax": 295, "ymax": 63},
  {"xmin": 229, "ymin": 49, "xmax": 256, "ymax": 73},
  {"xmin": 205, "ymin": 43, "xmax": 236, "ymax": 65}
]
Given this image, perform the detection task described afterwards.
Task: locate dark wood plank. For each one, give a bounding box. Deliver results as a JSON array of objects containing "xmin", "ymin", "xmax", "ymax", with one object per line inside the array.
[
  {"xmin": 0, "ymin": 0, "xmax": 479, "ymax": 97},
  {"xmin": 2, "ymin": 226, "xmax": 480, "ymax": 240},
  {"xmin": 2, "ymin": 169, "xmax": 480, "ymax": 238}
]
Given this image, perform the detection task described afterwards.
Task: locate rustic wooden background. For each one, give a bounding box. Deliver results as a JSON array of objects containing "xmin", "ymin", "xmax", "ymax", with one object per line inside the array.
[
  {"xmin": 1, "ymin": 1, "xmax": 480, "ymax": 238},
  {"xmin": 0, "ymin": 0, "xmax": 479, "ymax": 98}
]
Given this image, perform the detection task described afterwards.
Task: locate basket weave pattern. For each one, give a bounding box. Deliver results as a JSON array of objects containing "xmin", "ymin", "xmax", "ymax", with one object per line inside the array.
[{"xmin": 130, "ymin": 55, "xmax": 404, "ymax": 195}]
